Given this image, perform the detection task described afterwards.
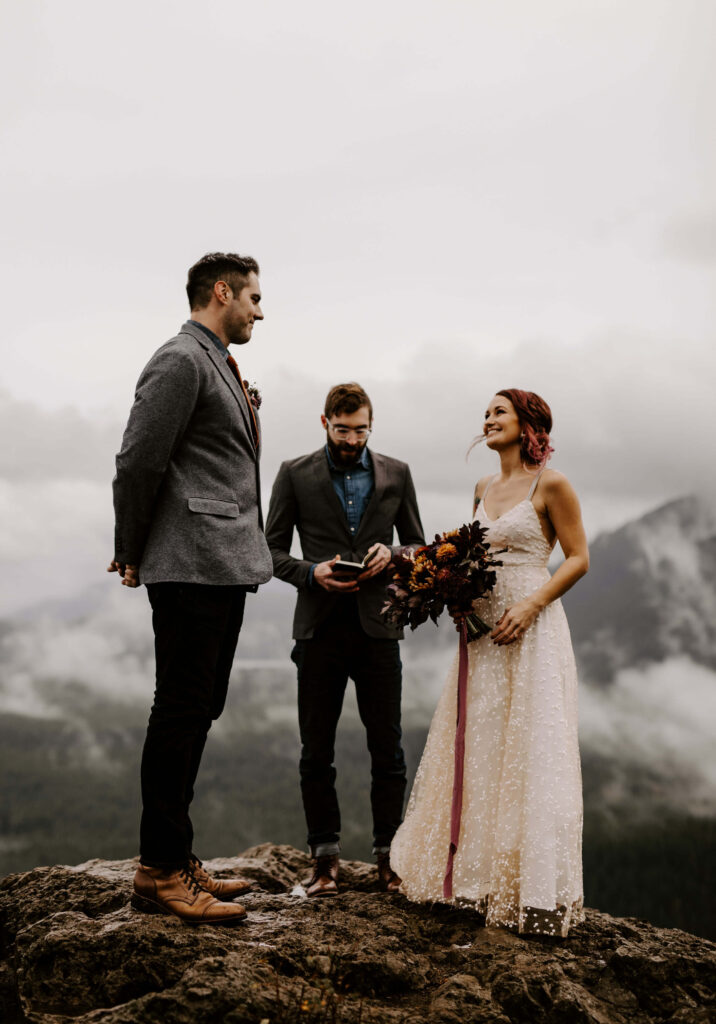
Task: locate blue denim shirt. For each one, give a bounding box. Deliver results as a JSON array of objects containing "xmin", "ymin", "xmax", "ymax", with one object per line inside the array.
[
  {"xmin": 308, "ymin": 445, "xmax": 374, "ymax": 586},
  {"xmin": 325, "ymin": 443, "xmax": 374, "ymax": 532},
  {"xmin": 189, "ymin": 320, "xmax": 229, "ymax": 360}
]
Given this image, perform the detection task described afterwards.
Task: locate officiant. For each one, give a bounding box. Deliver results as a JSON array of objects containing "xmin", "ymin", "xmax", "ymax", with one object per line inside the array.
[{"xmin": 265, "ymin": 382, "xmax": 425, "ymax": 898}]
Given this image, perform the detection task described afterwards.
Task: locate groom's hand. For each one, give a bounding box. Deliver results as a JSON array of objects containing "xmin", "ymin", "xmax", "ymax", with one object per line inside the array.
[
  {"xmin": 107, "ymin": 560, "xmax": 139, "ymax": 588},
  {"xmin": 314, "ymin": 556, "xmax": 361, "ymax": 592}
]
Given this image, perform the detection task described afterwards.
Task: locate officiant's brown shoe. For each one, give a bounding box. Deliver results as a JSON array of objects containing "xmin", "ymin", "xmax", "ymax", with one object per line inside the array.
[
  {"xmin": 132, "ymin": 862, "xmax": 247, "ymax": 924},
  {"xmin": 376, "ymin": 852, "xmax": 402, "ymax": 893},
  {"xmin": 305, "ymin": 854, "xmax": 339, "ymax": 897},
  {"xmin": 190, "ymin": 855, "xmax": 254, "ymax": 901}
]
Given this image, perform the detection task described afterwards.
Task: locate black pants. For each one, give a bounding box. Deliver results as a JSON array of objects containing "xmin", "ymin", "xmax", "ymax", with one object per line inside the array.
[
  {"xmin": 292, "ymin": 597, "xmax": 407, "ymax": 854},
  {"xmin": 140, "ymin": 582, "xmax": 246, "ymax": 868}
]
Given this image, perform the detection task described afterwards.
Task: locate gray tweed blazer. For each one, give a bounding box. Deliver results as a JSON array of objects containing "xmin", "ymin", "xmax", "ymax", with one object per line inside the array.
[
  {"xmin": 265, "ymin": 447, "xmax": 425, "ymax": 639},
  {"xmin": 112, "ymin": 321, "xmax": 272, "ymax": 587}
]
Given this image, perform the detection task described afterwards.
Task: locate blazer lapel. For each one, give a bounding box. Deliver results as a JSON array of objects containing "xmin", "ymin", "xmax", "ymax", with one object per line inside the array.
[
  {"xmin": 311, "ymin": 450, "xmax": 352, "ymax": 540},
  {"xmin": 180, "ymin": 323, "xmax": 257, "ymax": 452}
]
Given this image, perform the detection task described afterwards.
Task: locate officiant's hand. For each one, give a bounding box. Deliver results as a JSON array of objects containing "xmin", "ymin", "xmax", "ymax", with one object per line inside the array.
[
  {"xmin": 107, "ymin": 560, "xmax": 139, "ymax": 588},
  {"xmin": 314, "ymin": 556, "xmax": 361, "ymax": 592},
  {"xmin": 357, "ymin": 543, "xmax": 392, "ymax": 580}
]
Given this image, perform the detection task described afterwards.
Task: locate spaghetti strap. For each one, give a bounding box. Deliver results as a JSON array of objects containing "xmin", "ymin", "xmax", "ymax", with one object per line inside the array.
[
  {"xmin": 527, "ymin": 468, "xmax": 545, "ymax": 500},
  {"xmin": 482, "ymin": 474, "xmax": 498, "ymax": 499}
]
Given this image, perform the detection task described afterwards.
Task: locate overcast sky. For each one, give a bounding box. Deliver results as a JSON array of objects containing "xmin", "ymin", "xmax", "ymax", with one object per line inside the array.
[{"xmin": 1, "ymin": 0, "xmax": 715, "ymax": 615}]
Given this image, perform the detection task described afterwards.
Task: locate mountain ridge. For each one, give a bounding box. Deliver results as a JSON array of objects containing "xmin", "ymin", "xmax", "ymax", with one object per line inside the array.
[{"xmin": 562, "ymin": 494, "xmax": 716, "ymax": 682}]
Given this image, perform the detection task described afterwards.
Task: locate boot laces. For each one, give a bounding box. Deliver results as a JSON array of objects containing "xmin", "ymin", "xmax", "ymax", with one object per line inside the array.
[
  {"xmin": 179, "ymin": 862, "xmax": 203, "ymax": 897},
  {"xmin": 189, "ymin": 856, "xmax": 215, "ymax": 888}
]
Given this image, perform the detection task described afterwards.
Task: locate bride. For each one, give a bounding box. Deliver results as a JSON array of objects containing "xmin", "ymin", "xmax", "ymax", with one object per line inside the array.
[{"xmin": 390, "ymin": 389, "xmax": 589, "ymax": 936}]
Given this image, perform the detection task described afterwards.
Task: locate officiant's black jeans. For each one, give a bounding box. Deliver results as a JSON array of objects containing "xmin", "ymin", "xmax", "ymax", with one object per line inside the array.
[
  {"xmin": 292, "ymin": 596, "xmax": 407, "ymax": 856},
  {"xmin": 140, "ymin": 582, "xmax": 246, "ymax": 869}
]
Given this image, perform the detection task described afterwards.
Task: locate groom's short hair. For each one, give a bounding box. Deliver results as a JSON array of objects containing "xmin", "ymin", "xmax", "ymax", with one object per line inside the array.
[
  {"xmin": 186, "ymin": 252, "xmax": 260, "ymax": 310},
  {"xmin": 324, "ymin": 382, "xmax": 373, "ymax": 422}
]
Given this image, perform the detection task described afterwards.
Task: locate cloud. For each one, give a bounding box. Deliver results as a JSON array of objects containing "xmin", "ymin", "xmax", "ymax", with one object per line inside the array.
[
  {"xmin": 3, "ymin": 579, "xmax": 714, "ymax": 819},
  {"xmin": 0, "ymin": 392, "xmax": 118, "ymax": 613},
  {"xmin": 663, "ymin": 214, "xmax": 716, "ymax": 266},
  {"xmin": 0, "ymin": 586, "xmax": 153, "ymax": 717},
  {"xmin": 0, "ymin": 478, "xmax": 109, "ymax": 562},
  {"xmin": 579, "ymin": 659, "xmax": 716, "ymax": 815},
  {"xmin": 1, "ymin": 319, "xmax": 714, "ymax": 615},
  {"xmin": 0, "ymin": 581, "xmax": 293, "ymax": 719},
  {"xmin": 0, "ymin": 390, "xmax": 119, "ymax": 483},
  {"xmin": 258, "ymin": 328, "xmax": 716, "ymax": 538},
  {"xmin": 3, "ymin": 0, "xmax": 715, "ymax": 425},
  {"xmin": 0, "ymin": 469, "xmax": 114, "ymax": 615}
]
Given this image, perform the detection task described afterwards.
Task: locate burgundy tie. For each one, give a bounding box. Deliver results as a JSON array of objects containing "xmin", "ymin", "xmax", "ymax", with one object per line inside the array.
[{"xmin": 226, "ymin": 353, "xmax": 259, "ymax": 448}]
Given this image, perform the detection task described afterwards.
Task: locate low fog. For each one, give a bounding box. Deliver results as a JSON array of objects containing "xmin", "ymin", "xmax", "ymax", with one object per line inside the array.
[{"xmin": 2, "ymin": 567, "xmax": 715, "ymax": 820}]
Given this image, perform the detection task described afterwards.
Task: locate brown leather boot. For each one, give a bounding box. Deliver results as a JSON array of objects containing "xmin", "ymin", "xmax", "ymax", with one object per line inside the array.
[
  {"xmin": 190, "ymin": 856, "xmax": 254, "ymax": 901},
  {"xmin": 132, "ymin": 862, "xmax": 247, "ymax": 924},
  {"xmin": 305, "ymin": 854, "xmax": 339, "ymax": 897},
  {"xmin": 376, "ymin": 852, "xmax": 402, "ymax": 893}
]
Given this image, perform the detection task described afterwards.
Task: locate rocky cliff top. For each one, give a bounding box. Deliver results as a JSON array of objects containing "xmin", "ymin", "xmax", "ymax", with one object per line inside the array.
[{"xmin": 1, "ymin": 843, "xmax": 714, "ymax": 1024}]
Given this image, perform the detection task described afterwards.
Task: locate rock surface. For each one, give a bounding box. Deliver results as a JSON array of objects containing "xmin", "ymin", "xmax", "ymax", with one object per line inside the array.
[{"xmin": 1, "ymin": 843, "xmax": 714, "ymax": 1024}]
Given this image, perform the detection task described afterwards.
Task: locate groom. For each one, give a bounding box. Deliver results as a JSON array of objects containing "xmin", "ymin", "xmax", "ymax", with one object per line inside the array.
[
  {"xmin": 265, "ymin": 382, "xmax": 425, "ymax": 896},
  {"xmin": 109, "ymin": 252, "xmax": 273, "ymax": 925}
]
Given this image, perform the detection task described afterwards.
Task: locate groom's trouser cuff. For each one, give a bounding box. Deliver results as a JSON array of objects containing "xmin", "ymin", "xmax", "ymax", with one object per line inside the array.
[{"xmin": 312, "ymin": 841, "xmax": 341, "ymax": 857}]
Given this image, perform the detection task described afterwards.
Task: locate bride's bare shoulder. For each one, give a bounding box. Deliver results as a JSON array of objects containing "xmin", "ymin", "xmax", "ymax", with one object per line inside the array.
[
  {"xmin": 474, "ymin": 474, "xmax": 493, "ymax": 498},
  {"xmin": 473, "ymin": 475, "xmax": 493, "ymax": 508},
  {"xmin": 539, "ymin": 468, "xmax": 570, "ymax": 490},
  {"xmin": 537, "ymin": 468, "xmax": 579, "ymax": 503}
]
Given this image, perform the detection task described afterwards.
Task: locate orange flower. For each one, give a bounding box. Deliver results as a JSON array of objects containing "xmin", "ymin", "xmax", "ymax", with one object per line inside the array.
[
  {"xmin": 409, "ymin": 556, "xmax": 437, "ymax": 590},
  {"xmin": 436, "ymin": 542, "xmax": 458, "ymax": 562}
]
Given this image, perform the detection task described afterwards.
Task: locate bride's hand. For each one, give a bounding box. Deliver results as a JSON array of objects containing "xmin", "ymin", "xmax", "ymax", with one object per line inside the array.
[{"xmin": 491, "ymin": 599, "xmax": 541, "ymax": 645}]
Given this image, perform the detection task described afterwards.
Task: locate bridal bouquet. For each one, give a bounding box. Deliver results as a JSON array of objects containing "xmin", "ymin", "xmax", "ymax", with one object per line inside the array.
[{"xmin": 381, "ymin": 521, "xmax": 501, "ymax": 642}]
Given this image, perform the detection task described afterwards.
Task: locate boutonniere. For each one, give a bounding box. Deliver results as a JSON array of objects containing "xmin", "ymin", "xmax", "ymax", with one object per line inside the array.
[{"xmin": 243, "ymin": 381, "xmax": 262, "ymax": 410}]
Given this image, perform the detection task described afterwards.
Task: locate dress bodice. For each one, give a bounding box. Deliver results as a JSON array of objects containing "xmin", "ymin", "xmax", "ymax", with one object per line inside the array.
[{"xmin": 474, "ymin": 480, "xmax": 553, "ymax": 569}]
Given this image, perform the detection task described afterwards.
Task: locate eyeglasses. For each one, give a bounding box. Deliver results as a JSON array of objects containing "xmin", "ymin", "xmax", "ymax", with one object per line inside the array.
[{"xmin": 328, "ymin": 423, "xmax": 372, "ymax": 440}]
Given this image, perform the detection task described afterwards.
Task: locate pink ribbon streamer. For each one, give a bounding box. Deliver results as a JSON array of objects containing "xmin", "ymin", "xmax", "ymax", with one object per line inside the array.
[{"xmin": 443, "ymin": 619, "xmax": 469, "ymax": 899}]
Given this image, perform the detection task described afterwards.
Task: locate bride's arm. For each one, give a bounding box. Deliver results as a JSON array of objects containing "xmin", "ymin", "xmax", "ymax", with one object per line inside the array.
[{"xmin": 491, "ymin": 472, "xmax": 589, "ymax": 645}]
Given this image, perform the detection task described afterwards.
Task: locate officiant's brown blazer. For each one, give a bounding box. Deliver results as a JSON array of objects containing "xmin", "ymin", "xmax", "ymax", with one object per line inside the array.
[{"xmin": 265, "ymin": 447, "xmax": 425, "ymax": 640}]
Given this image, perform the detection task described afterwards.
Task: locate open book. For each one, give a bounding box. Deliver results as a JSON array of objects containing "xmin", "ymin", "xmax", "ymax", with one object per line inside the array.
[{"xmin": 330, "ymin": 549, "xmax": 378, "ymax": 580}]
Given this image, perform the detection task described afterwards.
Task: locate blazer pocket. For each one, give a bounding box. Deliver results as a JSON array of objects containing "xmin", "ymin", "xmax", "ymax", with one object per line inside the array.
[{"xmin": 187, "ymin": 497, "xmax": 240, "ymax": 517}]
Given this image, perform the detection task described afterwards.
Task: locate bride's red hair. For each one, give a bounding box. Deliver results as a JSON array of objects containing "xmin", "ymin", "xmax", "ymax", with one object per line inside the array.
[{"xmin": 496, "ymin": 388, "xmax": 554, "ymax": 466}]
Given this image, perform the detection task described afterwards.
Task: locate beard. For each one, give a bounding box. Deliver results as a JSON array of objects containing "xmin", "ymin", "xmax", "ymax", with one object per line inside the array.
[
  {"xmin": 326, "ymin": 435, "xmax": 365, "ymax": 467},
  {"xmin": 226, "ymin": 327, "xmax": 251, "ymax": 346},
  {"xmin": 224, "ymin": 311, "xmax": 252, "ymax": 347}
]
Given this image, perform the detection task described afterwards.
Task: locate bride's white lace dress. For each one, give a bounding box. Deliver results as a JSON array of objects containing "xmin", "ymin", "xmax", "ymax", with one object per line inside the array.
[{"xmin": 390, "ymin": 473, "xmax": 584, "ymax": 936}]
